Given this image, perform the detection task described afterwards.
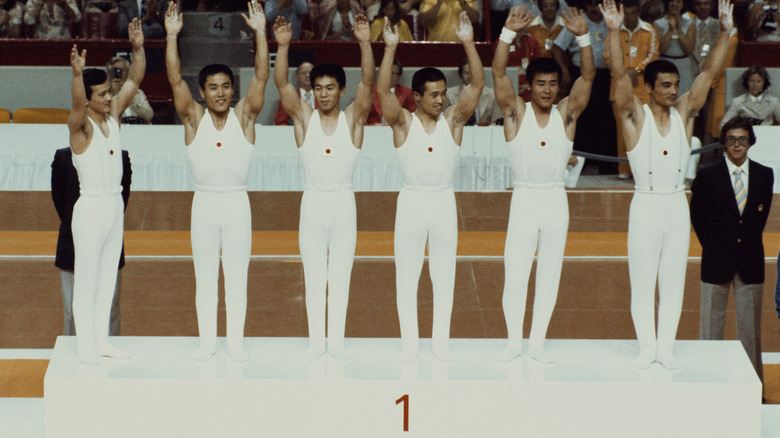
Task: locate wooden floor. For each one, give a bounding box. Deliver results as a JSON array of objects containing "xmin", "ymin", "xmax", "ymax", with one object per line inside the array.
[{"xmin": 1, "ymin": 190, "xmax": 779, "ymax": 353}]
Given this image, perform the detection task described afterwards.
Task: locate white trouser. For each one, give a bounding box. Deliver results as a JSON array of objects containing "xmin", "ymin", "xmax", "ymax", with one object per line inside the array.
[
  {"xmin": 502, "ymin": 187, "xmax": 569, "ymax": 349},
  {"xmin": 72, "ymin": 193, "xmax": 124, "ymax": 356},
  {"xmin": 394, "ymin": 188, "xmax": 457, "ymax": 352},
  {"xmin": 627, "ymin": 191, "xmax": 690, "ymax": 352},
  {"xmin": 191, "ymin": 191, "xmax": 251, "ymax": 349},
  {"xmin": 299, "ymin": 190, "xmax": 356, "ymax": 349}
]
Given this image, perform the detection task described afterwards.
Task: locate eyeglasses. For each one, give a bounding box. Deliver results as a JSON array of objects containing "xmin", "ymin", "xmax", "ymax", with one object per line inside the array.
[{"xmin": 724, "ymin": 136, "xmax": 749, "ymax": 146}]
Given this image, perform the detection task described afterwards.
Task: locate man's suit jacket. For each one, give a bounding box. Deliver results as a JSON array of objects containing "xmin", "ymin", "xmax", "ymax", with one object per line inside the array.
[
  {"xmin": 117, "ymin": 0, "xmax": 169, "ymax": 37},
  {"xmin": 51, "ymin": 148, "xmax": 132, "ymax": 271},
  {"xmin": 690, "ymin": 158, "xmax": 774, "ymax": 284},
  {"xmin": 274, "ymin": 89, "xmax": 318, "ymax": 126},
  {"xmin": 445, "ymin": 84, "xmax": 501, "ymax": 125}
]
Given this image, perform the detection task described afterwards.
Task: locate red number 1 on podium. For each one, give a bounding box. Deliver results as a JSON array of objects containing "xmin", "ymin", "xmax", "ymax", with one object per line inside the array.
[{"xmin": 396, "ymin": 394, "xmax": 409, "ymax": 432}]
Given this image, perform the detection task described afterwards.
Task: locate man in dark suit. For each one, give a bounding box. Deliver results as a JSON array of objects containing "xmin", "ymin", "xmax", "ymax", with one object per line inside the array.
[
  {"xmin": 118, "ymin": 0, "xmax": 170, "ymax": 38},
  {"xmin": 51, "ymin": 147, "xmax": 132, "ymax": 337},
  {"xmin": 690, "ymin": 116, "xmax": 773, "ymax": 381}
]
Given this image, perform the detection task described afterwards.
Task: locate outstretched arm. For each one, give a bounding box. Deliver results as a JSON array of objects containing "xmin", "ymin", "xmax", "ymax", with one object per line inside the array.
[
  {"xmin": 377, "ymin": 18, "xmax": 406, "ymax": 130},
  {"xmin": 273, "ymin": 16, "xmax": 308, "ymax": 126},
  {"xmin": 111, "ymin": 18, "xmax": 146, "ymax": 122},
  {"xmin": 68, "ymin": 44, "xmax": 89, "ymax": 154},
  {"xmin": 559, "ymin": 7, "xmax": 594, "ymax": 118},
  {"xmin": 601, "ymin": 0, "xmax": 641, "ymax": 150},
  {"xmin": 237, "ymin": 0, "xmax": 270, "ymax": 125},
  {"xmin": 679, "ymin": 0, "xmax": 734, "ymax": 120},
  {"xmin": 492, "ymin": 6, "xmax": 533, "ymax": 118},
  {"xmin": 164, "ymin": 1, "xmax": 199, "ymax": 127},
  {"xmin": 346, "ymin": 14, "xmax": 375, "ymax": 128},
  {"xmin": 448, "ymin": 11, "xmax": 483, "ymax": 129}
]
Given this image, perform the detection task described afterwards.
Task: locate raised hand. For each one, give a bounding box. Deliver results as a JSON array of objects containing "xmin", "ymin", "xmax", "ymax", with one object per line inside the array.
[
  {"xmin": 70, "ymin": 44, "xmax": 86, "ymax": 74},
  {"xmin": 382, "ymin": 16, "xmax": 399, "ymax": 47},
  {"xmin": 273, "ymin": 16, "xmax": 292, "ymax": 45},
  {"xmin": 241, "ymin": 0, "xmax": 266, "ymax": 33},
  {"xmin": 560, "ymin": 7, "xmax": 588, "ymax": 37},
  {"xmin": 353, "ymin": 13, "xmax": 370, "ymax": 42},
  {"xmin": 598, "ymin": 0, "xmax": 623, "ymax": 30},
  {"xmin": 453, "ymin": 10, "xmax": 473, "ymax": 42},
  {"xmin": 164, "ymin": 1, "xmax": 183, "ymax": 36},
  {"xmin": 504, "ymin": 5, "xmax": 534, "ymax": 33},
  {"xmin": 718, "ymin": 0, "xmax": 733, "ymax": 32},
  {"xmin": 128, "ymin": 17, "xmax": 144, "ymax": 49}
]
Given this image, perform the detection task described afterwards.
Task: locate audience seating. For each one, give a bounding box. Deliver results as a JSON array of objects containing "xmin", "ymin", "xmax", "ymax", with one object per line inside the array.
[
  {"xmin": 0, "ymin": 109, "xmax": 10, "ymax": 123},
  {"xmin": 12, "ymin": 108, "xmax": 70, "ymax": 124}
]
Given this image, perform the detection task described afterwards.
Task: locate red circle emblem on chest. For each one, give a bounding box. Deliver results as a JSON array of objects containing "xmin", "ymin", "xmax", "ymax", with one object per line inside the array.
[
  {"xmin": 663, "ymin": 150, "xmax": 668, "ymax": 156},
  {"xmin": 217, "ymin": 142, "xmax": 222, "ymax": 147},
  {"xmin": 326, "ymin": 148, "xmax": 331, "ymax": 154},
  {"xmin": 428, "ymin": 147, "xmax": 433, "ymax": 152},
  {"xmin": 541, "ymin": 141, "xmax": 546, "ymax": 147},
  {"xmin": 109, "ymin": 150, "xmax": 114, "ymax": 155}
]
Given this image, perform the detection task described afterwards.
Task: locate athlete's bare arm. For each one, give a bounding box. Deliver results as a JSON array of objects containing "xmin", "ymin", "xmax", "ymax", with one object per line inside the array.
[
  {"xmin": 235, "ymin": 0, "xmax": 269, "ymax": 144},
  {"xmin": 68, "ymin": 45, "xmax": 91, "ymax": 155},
  {"xmin": 557, "ymin": 7, "xmax": 594, "ymax": 140},
  {"xmin": 492, "ymin": 5, "xmax": 533, "ymax": 142},
  {"xmin": 378, "ymin": 18, "xmax": 411, "ymax": 148},
  {"xmin": 111, "ymin": 18, "xmax": 146, "ymax": 124},
  {"xmin": 602, "ymin": 0, "xmax": 643, "ymax": 151},
  {"xmin": 165, "ymin": 1, "xmax": 204, "ymax": 144},
  {"xmin": 676, "ymin": 0, "xmax": 733, "ymax": 134},
  {"xmin": 273, "ymin": 16, "xmax": 312, "ymax": 146},
  {"xmin": 344, "ymin": 14, "xmax": 375, "ymax": 149},
  {"xmin": 444, "ymin": 11, "xmax": 484, "ymax": 146}
]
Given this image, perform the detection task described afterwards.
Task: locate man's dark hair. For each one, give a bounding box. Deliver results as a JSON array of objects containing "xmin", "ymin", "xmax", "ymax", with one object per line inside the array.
[
  {"xmin": 457, "ymin": 58, "xmax": 469, "ymax": 78},
  {"xmin": 720, "ymin": 116, "xmax": 757, "ymax": 146},
  {"xmin": 198, "ymin": 64, "xmax": 235, "ymax": 89},
  {"xmin": 526, "ymin": 57, "xmax": 563, "ymax": 84},
  {"xmin": 643, "ymin": 60, "xmax": 679, "ymax": 89},
  {"xmin": 310, "ymin": 63, "xmax": 346, "ymax": 89},
  {"xmin": 82, "ymin": 68, "xmax": 108, "ymax": 100},
  {"xmin": 393, "ymin": 59, "xmax": 404, "ymax": 76},
  {"xmin": 411, "ymin": 67, "xmax": 447, "ymax": 95},
  {"xmin": 740, "ymin": 65, "xmax": 771, "ymax": 93},
  {"xmin": 621, "ymin": 0, "xmax": 640, "ymax": 8},
  {"xmin": 536, "ymin": 0, "xmax": 560, "ymax": 11}
]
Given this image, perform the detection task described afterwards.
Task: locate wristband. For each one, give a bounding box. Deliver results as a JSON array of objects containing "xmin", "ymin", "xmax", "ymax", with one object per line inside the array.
[
  {"xmin": 499, "ymin": 27, "xmax": 517, "ymax": 44},
  {"xmin": 575, "ymin": 33, "xmax": 591, "ymax": 48}
]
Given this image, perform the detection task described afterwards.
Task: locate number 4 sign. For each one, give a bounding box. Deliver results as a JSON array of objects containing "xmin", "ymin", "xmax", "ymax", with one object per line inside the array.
[{"xmin": 208, "ymin": 14, "xmax": 231, "ymax": 36}]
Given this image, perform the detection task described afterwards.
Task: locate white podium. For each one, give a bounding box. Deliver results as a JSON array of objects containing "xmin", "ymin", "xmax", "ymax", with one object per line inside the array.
[{"xmin": 44, "ymin": 337, "xmax": 761, "ymax": 438}]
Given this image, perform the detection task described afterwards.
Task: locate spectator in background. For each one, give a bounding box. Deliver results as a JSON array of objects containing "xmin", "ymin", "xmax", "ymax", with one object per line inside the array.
[
  {"xmin": 418, "ymin": 0, "xmax": 478, "ymax": 41},
  {"xmin": 720, "ymin": 65, "xmax": 780, "ymax": 129},
  {"xmin": 367, "ymin": 58, "xmax": 415, "ymax": 124},
  {"xmin": 107, "ymin": 56, "xmax": 154, "ymax": 124},
  {"xmin": 370, "ymin": 0, "xmax": 412, "ymax": 40},
  {"xmin": 490, "ymin": 0, "xmax": 567, "ymax": 43},
  {"xmin": 746, "ymin": 0, "xmax": 780, "ymax": 41},
  {"xmin": 117, "ymin": 0, "xmax": 168, "ymax": 38},
  {"xmin": 0, "ymin": 0, "xmax": 24, "ymax": 37},
  {"xmin": 690, "ymin": 0, "xmax": 718, "ymax": 70},
  {"xmin": 654, "ymin": 0, "xmax": 695, "ymax": 95},
  {"xmin": 527, "ymin": 0, "xmax": 565, "ymax": 58},
  {"xmin": 24, "ymin": 0, "xmax": 81, "ymax": 38},
  {"xmin": 366, "ymin": 0, "xmax": 420, "ymax": 20},
  {"xmin": 266, "ymin": 0, "xmax": 308, "ymax": 40},
  {"xmin": 318, "ymin": 0, "xmax": 363, "ymax": 39},
  {"xmin": 445, "ymin": 58, "xmax": 501, "ymax": 124},
  {"xmin": 275, "ymin": 60, "xmax": 316, "ymax": 125},
  {"xmin": 604, "ymin": 0, "xmax": 658, "ymax": 178}
]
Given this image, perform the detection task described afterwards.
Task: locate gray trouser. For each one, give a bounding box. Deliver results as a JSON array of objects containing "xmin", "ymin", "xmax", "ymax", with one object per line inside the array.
[
  {"xmin": 700, "ymin": 275, "xmax": 763, "ymax": 381},
  {"xmin": 60, "ymin": 269, "xmax": 121, "ymax": 337}
]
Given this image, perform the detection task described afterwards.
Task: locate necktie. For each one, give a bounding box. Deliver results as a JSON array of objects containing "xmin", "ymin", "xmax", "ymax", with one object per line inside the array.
[
  {"xmin": 696, "ymin": 21, "xmax": 708, "ymax": 65},
  {"xmin": 734, "ymin": 168, "xmax": 746, "ymax": 214},
  {"xmin": 303, "ymin": 91, "xmax": 314, "ymax": 109}
]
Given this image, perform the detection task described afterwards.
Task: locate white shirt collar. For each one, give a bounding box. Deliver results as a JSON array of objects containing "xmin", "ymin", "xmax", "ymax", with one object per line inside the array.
[
  {"xmin": 530, "ymin": 15, "xmax": 564, "ymax": 29},
  {"xmin": 725, "ymin": 156, "xmax": 750, "ymax": 178},
  {"xmin": 749, "ymin": 93, "xmax": 763, "ymax": 103}
]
